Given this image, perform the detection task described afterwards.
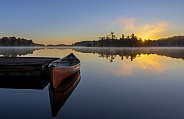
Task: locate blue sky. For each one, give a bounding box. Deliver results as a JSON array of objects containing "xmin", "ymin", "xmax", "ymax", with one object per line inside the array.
[{"xmin": 0, "ymin": 0, "xmax": 184, "ymax": 45}]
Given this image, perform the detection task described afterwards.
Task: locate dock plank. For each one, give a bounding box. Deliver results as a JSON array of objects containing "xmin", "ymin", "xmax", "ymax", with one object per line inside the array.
[
  {"xmin": 0, "ymin": 57, "xmax": 59, "ymax": 76},
  {"xmin": 0, "ymin": 57, "xmax": 58, "ymax": 65}
]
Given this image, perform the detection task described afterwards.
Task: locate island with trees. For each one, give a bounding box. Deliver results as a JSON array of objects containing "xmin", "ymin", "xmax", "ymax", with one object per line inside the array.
[
  {"xmin": 0, "ymin": 36, "xmax": 44, "ymax": 46},
  {"xmin": 73, "ymin": 32, "xmax": 184, "ymax": 47},
  {"xmin": 1, "ymin": 32, "xmax": 184, "ymax": 47},
  {"xmin": 47, "ymin": 44, "xmax": 71, "ymax": 47}
]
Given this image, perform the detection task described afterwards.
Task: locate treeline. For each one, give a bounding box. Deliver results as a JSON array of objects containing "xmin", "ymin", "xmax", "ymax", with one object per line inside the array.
[
  {"xmin": 0, "ymin": 36, "xmax": 44, "ymax": 46},
  {"xmin": 73, "ymin": 32, "xmax": 184, "ymax": 47},
  {"xmin": 47, "ymin": 44, "xmax": 71, "ymax": 47},
  {"xmin": 144, "ymin": 36, "xmax": 184, "ymax": 47}
]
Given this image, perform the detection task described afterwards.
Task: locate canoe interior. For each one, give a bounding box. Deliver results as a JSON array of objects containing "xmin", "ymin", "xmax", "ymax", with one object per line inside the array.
[
  {"xmin": 49, "ymin": 53, "xmax": 80, "ymax": 67},
  {"xmin": 51, "ymin": 62, "xmax": 79, "ymax": 67}
]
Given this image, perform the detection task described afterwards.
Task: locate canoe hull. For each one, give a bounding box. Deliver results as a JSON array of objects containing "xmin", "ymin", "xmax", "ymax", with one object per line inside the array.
[
  {"xmin": 50, "ymin": 63, "xmax": 80, "ymax": 88},
  {"xmin": 49, "ymin": 53, "xmax": 81, "ymax": 88}
]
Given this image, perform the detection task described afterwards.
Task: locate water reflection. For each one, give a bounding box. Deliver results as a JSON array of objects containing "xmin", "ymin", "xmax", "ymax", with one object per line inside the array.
[
  {"xmin": 0, "ymin": 75, "xmax": 49, "ymax": 89},
  {"xmin": 0, "ymin": 47, "xmax": 44, "ymax": 57},
  {"xmin": 1, "ymin": 47, "xmax": 184, "ymax": 62},
  {"xmin": 72, "ymin": 47, "xmax": 184, "ymax": 62},
  {"xmin": 0, "ymin": 47, "xmax": 184, "ymax": 118},
  {"xmin": 49, "ymin": 71, "xmax": 81, "ymax": 117},
  {"xmin": 105, "ymin": 54, "xmax": 165, "ymax": 78},
  {"xmin": 0, "ymin": 70, "xmax": 81, "ymax": 117}
]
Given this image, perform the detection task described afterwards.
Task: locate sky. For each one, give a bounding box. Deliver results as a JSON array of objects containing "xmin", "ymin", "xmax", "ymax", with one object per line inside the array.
[{"xmin": 0, "ymin": 0, "xmax": 184, "ymax": 45}]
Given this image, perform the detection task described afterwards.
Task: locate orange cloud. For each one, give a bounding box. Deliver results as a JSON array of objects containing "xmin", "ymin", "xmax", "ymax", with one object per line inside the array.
[
  {"xmin": 112, "ymin": 17, "xmax": 135, "ymax": 31},
  {"xmin": 136, "ymin": 22, "xmax": 170, "ymax": 40},
  {"xmin": 111, "ymin": 17, "xmax": 170, "ymax": 40}
]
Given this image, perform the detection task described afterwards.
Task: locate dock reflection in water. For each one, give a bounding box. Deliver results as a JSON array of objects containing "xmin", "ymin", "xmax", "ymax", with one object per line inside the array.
[
  {"xmin": 0, "ymin": 47, "xmax": 184, "ymax": 118},
  {"xmin": 49, "ymin": 71, "xmax": 81, "ymax": 117},
  {"xmin": 0, "ymin": 71, "xmax": 81, "ymax": 118},
  {"xmin": 0, "ymin": 75, "xmax": 49, "ymax": 90}
]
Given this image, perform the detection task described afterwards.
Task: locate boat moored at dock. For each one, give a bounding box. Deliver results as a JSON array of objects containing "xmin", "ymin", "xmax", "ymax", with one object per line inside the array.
[{"xmin": 48, "ymin": 53, "xmax": 80, "ymax": 88}]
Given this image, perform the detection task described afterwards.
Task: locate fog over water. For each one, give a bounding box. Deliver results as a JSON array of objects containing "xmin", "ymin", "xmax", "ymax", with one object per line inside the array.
[{"xmin": 0, "ymin": 47, "xmax": 184, "ymax": 119}]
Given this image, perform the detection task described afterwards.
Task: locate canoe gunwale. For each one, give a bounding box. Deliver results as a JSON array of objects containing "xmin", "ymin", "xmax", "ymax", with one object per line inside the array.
[
  {"xmin": 49, "ymin": 53, "xmax": 81, "ymax": 88},
  {"xmin": 48, "ymin": 53, "xmax": 80, "ymax": 68},
  {"xmin": 51, "ymin": 63, "xmax": 80, "ymax": 69}
]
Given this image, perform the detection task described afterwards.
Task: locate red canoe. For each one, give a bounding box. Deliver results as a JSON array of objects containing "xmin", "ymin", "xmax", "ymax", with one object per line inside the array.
[{"xmin": 48, "ymin": 53, "xmax": 80, "ymax": 88}]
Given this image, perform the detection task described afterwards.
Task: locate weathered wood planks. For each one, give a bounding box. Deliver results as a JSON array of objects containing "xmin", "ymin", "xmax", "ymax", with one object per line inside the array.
[{"xmin": 0, "ymin": 57, "xmax": 59, "ymax": 76}]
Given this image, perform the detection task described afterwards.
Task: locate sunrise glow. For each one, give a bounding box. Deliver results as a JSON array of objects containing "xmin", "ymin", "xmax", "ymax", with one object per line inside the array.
[{"xmin": 0, "ymin": 0, "xmax": 183, "ymax": 45}]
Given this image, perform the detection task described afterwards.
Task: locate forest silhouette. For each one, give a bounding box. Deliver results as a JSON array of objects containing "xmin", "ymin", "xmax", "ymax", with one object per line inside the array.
[
  {"xmin": 0, "ymin": 36, "xmax": 44, "ymax": 46},
  {"xmin": 1, "ymin": 32, "xmax": 184, "ymax": 47},
  {"xmin": 73, "ymin": 32, "xmax": 184, "ymax": 47}
]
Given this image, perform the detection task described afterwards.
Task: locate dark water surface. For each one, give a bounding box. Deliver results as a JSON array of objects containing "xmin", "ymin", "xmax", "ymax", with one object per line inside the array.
[{"xmin": 0, "ymin": 47, "xmax": 184, "ymax": 119}]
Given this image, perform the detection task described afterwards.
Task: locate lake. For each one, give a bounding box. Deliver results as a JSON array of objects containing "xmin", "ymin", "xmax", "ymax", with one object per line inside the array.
[{"xmin": 0, "ymin": 47, "xmax": 184, "ymax": 119}]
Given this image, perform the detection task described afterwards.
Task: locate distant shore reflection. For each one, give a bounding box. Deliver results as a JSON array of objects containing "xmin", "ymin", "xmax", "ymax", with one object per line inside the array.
[
  {"xmin": 0, "ymin": 47, "xmax": 44, "ymax": 57},
  {"xmin": 0, "ymin": 47, "xmax": 184, "ymax": 63},
  {"xmin": 72, "ymin": 47, "xmax": 184, "ymax": 62}
]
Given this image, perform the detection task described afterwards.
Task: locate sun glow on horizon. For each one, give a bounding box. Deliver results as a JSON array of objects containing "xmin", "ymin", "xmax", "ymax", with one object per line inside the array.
[
  {"xmin": 137, "ymin": 22, "xmax": 170, "ymax": 40},
  {"xmin": 111, "ymin": 17, "xmax": 171, "ymax": 40}
]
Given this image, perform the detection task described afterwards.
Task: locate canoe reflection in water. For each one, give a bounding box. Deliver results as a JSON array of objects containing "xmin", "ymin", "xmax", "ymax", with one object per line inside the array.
[{"xmin": 49, "ymin": 71, "xmax": 81, "ymax": 117}]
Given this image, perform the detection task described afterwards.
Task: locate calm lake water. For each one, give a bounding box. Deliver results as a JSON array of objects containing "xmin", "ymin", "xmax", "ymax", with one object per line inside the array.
[{"xmin": 0, "ymin": 47, "xmax": 184, "ymax": 119}]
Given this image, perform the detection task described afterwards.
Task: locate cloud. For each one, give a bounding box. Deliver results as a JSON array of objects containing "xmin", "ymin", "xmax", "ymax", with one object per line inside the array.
[
  {"xmin": 111, "ymin": 17, "xmax": 170, "ymax": 39},
  {"xmin": 112, "ymin": 17, "xmax": 135, "ymax": 31},
  {"xmin": 137, "ymin": 22, "xmax": 169, "ymax": 40}
]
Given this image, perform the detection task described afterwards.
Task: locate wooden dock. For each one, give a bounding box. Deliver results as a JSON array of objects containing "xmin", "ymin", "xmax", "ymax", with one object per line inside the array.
[{"xmin": 0, "ymin": 57, "xmax": 59, "ymax": 76}]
